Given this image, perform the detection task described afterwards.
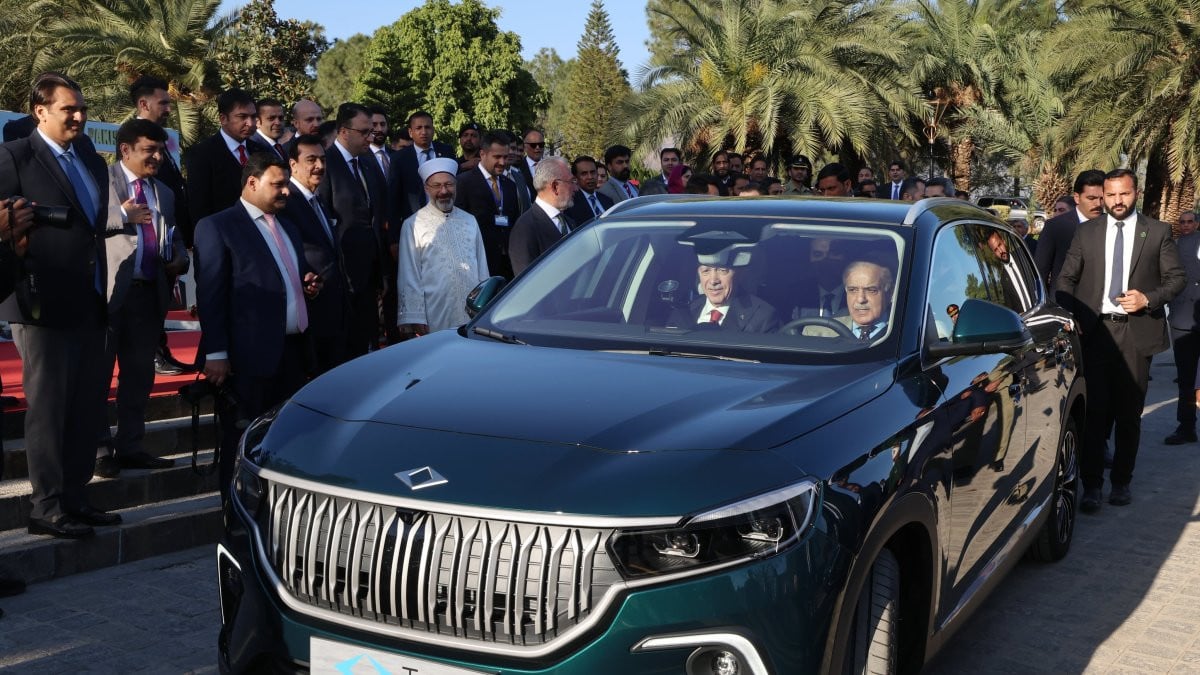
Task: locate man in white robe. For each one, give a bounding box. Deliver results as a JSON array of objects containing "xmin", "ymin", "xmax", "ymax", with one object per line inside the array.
[{"xmin": 397, "ymin": 157, "xmax": 490, "ymax": 336}]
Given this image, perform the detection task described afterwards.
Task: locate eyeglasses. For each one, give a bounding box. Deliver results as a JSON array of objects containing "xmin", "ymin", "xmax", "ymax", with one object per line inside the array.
[
  {"xmin": 344, "ymin": 127, "xmax": 373, "ymax": 136},
  {"xmin": 525, "ymin": 142, "xmax": 545, "ymax": 148}
]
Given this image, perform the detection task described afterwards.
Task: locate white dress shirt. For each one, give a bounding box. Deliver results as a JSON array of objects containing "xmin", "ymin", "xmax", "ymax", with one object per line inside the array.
[
  {"xmin": 119, "ymin": 163, "xmax": 161, "ymax": 280},
  {"xmin": 1101, "ymin": 212, "xmax": 1137, "ymax": 314}
]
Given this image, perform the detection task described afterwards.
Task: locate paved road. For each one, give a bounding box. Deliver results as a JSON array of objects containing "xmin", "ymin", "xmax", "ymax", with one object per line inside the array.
[{"xmin": 1, "ymin": 355, "xmax": 1198, "ymax": 674}]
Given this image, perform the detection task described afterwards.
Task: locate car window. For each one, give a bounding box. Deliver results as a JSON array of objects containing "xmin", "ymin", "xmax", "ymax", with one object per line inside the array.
[
  {"xmin": 481, "ymin": 220, "xmax": 909, "ymax": 363},
  {"xmin": 974, "ymin": 225, "xmax": 1040, "ymax": 314},
  {"xmin": 926, "ymin": 223, "xmax": 990, "ymax": 342}
]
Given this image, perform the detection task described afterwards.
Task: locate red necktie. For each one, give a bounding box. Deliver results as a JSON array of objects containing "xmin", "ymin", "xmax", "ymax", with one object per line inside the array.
[
  {"xmin": 263, "ymin": 213, "xmax": 308, "ymax": 333},
  {"xmin": 133, "ymin": 179, "xmax": 158, "ymax": 278},
  {"xmin": 274, "ymin": 143, "xmax": 285, "ymax": 160},
  {"xmin": 237, "ymin": 144, "xmax": 247, "ymax": 166},
  {"xmin": 709, "ymin": 309, "xmax": 723, "ymax": 324}
]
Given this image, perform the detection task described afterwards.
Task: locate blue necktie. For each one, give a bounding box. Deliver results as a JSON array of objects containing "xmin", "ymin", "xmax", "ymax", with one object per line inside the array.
[
  {"xmin": 60, "ymin": 150, "xmax": 98, "ymax": 225},
  {"xmin": 1109, "ymin": 220, "xmax": 1125, "ymax": 302}
]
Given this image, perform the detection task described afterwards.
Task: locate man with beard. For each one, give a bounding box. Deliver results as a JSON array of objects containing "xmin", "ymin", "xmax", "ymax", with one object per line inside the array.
[
  {"xmin": 782, "ymin": 155, "xmax": 813, "ymax": 195},
  {"xmin": 598, "ymin": 144, "xmax": 639, "ymax": 203},
  {"xmin": 711, "ymin": 150, "xmax": 732, "ymax": 193},
  {"xmin": 397, "ymin": 157, "xmax": 489, "ymax": 336},
  {"xmin": 367, "ymin": 106, "xmax": 395, "ymax": 180},
  {"xmin": 563, "ymin": 155, "xmax": 614, "ymax": 225},
  {"xmin": 1057, "ymin": 168, "xmax": 1185, "ymax": 511},
  {"xmin": 457, "ymin": 122, "xmax": 482, "ymax": 172},
  {"xmin": 455, "ymin": 130, "xmax": 521, "ymax": 279},
  {"xmin": 1036, "ymin": 169, "xmax": 1107, "ymax": 287},
  {"xmin": 509, "ymin": 157, "xmax": 579, "ymax": 276},
  {"xmin": 667, "ymin": 244, "xmax": 779, "ymax": 332}
]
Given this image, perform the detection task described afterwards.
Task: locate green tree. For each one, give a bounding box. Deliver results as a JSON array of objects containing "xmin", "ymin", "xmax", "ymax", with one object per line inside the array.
[
  {"xmin": 1045, "ymin": 0, "xmax": 1200, "ymax": 220},
  {"xmin": 4, "ymin": 0, "xmax": 231, "ymax": 144},
  {"xmin": 624, "ymin": 0, "xmax": 921, "ymax": 169},
  {"xmin": 314, "ymin": 34, "xmax": 370, "ymax": 112},
  {"xmin": 213, "ymin": 0, "xmax": 327, "ymax": 105},
  {"xmin": 352, "ymin": 0, "xmax": 543, "ymax": 144},
  {"xmin": 562, "ymin": 0, "xmax": 631, "ymax": 159},
  {"xmin": 526, "ymin": 48, "xmax": 575, "ymax": 152}
]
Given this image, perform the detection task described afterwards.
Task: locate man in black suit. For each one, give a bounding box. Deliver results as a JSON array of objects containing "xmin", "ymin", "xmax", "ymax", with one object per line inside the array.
[
  {"xmin": 0, "ymin": 73, "xmax": 120, "ymax": 538},
  {"xmin": 455, "ymin": 130, "xmax": 520, "ymax": 279},
  {"xmin": 185, "ymin": 88, "xmax": 269, "ymax": 231},
  {"xmin": 668, "ymin": 246, "xmax": 779, "ymax": 332},
  {"xmin": 514, "ymin": 128, "xmax": 543, "ymax": 193},
  {"xmin": 1057, "ymin": 168, "xmax": 1186, "ymax": 511},
  {"xmin": 1035, "ymin": 169, "xmax": 1106, "ymax": 288},
  {"xmin": 283, "ymin": 99, "xmax": 324, "ymax": 156},
  {"xmin": 389, "ymin": 110, "xmax": 456, "ymax": 228},
  {"xmin": 195, "ymin": 152, "xmax": 321, "ymax": 499},
  {"xmin": 639, "ymin": 147, "xmax": 680, "ymax": 196},
  {"xmin": 564, "ymin": 155, "xmax": 614, "ymax": 226},
  {"xmin": 1165, "ymin": 224, "xmax": 1200, "ymax": 444},
  {"xmin": 510, "ymin": 157, "xmax": 578, "ymax": 276},
  {"xmin": 253, "ymin": 98, "xmax": 289, "ymax": 161},
  {"xmin": 319, "ymin": 103, "xmax": 388, "ymax": 358},
  {"xmin": 282, "ymin": 134, "xmax": 348, "ymax": 375},
  {"xmin": 884, "ymin": 160, "xmax": 907, "ymax": 200}
]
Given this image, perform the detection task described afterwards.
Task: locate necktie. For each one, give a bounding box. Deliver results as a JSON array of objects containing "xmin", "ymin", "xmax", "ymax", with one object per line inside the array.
[
  {"xmin": 274, "ymin": 143, "xmax": 285, "ymax": 160},
  {"xmin": 553, "ymin": 214, "xmax": 564, "ymax": 235},
  {"xmin": 378, "ymin": 149, "xmax": 390, "ymax": 174},
  {"xmin": 133, "ymin": 179, "xmax": 158, "ymax": 278},
  {"xmin": 859, "ymin": 327, "xmax": 873, "ymax": 342},
  {"xmin": 263, "ymin": 213, "xmax": 308, "ymax": 333},
  {"xmin": 623, "ymin": 182, "xmax": 635, "ymax": 199},
  {"xmin": 821, "ymin": 292, "xmax": 834, "ymax": 317},
  {"xmin": 425, "ymin": 148, "xmax": 433, "ymax": 162},
  {"xmin": 59, "ymin": 150, "xmax": 97, "ymax": 225},
  {"xmin": 892, "ymin": 183, "xmax": 899, "ymax": 200},
  {"xmin": 709, "ymin": 309, "xmax": 723, "ymax": 324},
  {"xmin": 350, "ymin": 158, "xmax": 369, "ymax": 202},
  {"xmin": 588, "ymin": 193, "xmax": 601, "ymax": 216},
  {"xmin": 310, "ymin": 196, "xmax": 334, "ymax": 243},
  {"xmin": 1109, "ymin": 220, "xmax": 1125, "ymax": 302},
  {"xmin": 237, "ymin": 144, "xmax": 247, "ymax": 166}
]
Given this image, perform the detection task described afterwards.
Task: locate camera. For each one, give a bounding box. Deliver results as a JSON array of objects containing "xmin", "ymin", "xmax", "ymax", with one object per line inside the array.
[
  {"xmin": 7, "ymin": 196, "xmax": 69, "ymax": 228},
  {"xmin": 179, "ymin": 378, "xmax": 249, "ymax": 431}
]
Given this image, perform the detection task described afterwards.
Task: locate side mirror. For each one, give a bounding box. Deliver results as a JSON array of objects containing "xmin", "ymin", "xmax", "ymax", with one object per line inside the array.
[
  {"xmin": 465, "ymin": 276, "xmax": 507, "ymax": 318},
  {"xmin": 926, "ymin": 298, "xmax": 1032, "ymax": 359}
]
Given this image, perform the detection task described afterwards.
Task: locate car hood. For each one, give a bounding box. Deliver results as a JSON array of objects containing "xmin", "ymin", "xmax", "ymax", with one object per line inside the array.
[{"xmin": 291, "ymin": 331, "xmax": 896, "ymax": 453}]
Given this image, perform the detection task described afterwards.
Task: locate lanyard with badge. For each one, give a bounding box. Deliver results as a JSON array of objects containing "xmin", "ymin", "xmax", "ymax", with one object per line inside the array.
[{"xmin": 491, "ymin": 175, "xmax": 509, "ymax": 228}]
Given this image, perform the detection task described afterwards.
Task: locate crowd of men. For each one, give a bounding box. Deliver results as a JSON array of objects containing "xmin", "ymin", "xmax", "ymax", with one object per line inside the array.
[{"xmin": 0, "ymin": 70, "xmax": 1196, "ymax": 570}]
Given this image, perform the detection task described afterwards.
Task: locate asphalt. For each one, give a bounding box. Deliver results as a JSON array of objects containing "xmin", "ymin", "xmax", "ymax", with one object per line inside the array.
[{"xmin": 0, "ymin": 353, "xmax": 1198, "ymax": 674}]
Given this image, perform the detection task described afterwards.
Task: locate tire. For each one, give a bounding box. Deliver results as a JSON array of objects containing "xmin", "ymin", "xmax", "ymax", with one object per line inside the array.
[
  {"xmin": 1028, "ymin": 416, "xmax": 1079, "ymax": 562},
  {"xmin": 847, "ymin": 548, "xmax": 900, "ymax": 675}
]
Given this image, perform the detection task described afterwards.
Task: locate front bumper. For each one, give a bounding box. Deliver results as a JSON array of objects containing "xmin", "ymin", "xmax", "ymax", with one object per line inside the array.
[{"xmin": 217, "ymin": 498, "xmax": 849, "ymax": 674}]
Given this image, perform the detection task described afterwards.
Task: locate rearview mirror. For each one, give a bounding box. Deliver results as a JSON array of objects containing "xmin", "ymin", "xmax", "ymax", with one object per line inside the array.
[
  {"xmin": 926, "ymin": 298, "xmax": 1032, "ymax": 359},
  {"xmin": 465, "ymin": 276, "xmax": 507, "ymax": 318}
]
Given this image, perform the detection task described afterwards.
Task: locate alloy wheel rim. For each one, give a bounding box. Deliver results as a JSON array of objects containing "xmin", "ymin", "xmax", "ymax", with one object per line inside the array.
[{"xmin": 1055, "ymin": 428, "xmax": 1078, "ymax": 543}]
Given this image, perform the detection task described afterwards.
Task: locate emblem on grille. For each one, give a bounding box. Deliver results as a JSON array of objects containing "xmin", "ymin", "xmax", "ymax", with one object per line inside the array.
[{"xmin": 394, "ymin": 466, "xmax": 447, "ymax": 490}]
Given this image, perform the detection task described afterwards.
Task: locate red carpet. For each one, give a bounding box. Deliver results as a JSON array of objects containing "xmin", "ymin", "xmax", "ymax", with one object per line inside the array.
[{"xmin": 0, "ymin": 330, "xmax": 202, "ymax": 412}]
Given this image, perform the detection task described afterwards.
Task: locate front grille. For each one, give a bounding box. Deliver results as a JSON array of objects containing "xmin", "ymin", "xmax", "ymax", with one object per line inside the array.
[{"xmin": 263, "ymin": 482, "xmax": 621, "ymax": 646}]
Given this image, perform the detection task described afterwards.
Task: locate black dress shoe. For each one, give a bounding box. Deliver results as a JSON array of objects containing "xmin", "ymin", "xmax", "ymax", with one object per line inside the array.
[
  {"xmin": 154, "ymin": 353, "xmax": 184, "ymax": 376},
  {"xmin": 28, "ymin": 515, "xmax": 94, "ymax": 538},
  {"xmin": 68, "ymin": 505, "xmax": 122, "ymax": 526},
  {"xmin": 157, "ymin": 345, "xmax": 199, "ymax": 374},
  {"xmin": 94, "ymin": 454, "xmax": 120, "ymax": 478},
  {"xmin": 0, "ymin": 578, "xmax": 26, "ymax": 598},
  {"xmin": 1164, "ymin": 428, "xmax": 1197, "ymax": 445},
  {"xmin": 1081, "ymin": 488, "xmax": 1102, "ymax": 514},
  {"xmin": 0, "ymin": 396, "xmax": 18, "ymax": 409},
  {"xmin": 1109, "ymin": 484, "xmax": 1132, "ymax": 506},
  {"xmin": 116, "ymin": 451, "xmax": 175, "ymax": 470}
]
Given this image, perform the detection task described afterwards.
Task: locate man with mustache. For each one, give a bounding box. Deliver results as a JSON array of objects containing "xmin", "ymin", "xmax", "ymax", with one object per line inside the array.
[{"xmin": 668, "ymin": 245, "xmax": 779, "ymax": 332}]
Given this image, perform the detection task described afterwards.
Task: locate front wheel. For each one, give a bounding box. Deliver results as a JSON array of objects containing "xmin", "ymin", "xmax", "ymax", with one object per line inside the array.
[
  {"xmin": 1028, "ymin": 416, "xmax": 1079, "ymax": 562},
  {"xmin": 846, "ymin": 548, "xmax": 900, "ymax": 674}
]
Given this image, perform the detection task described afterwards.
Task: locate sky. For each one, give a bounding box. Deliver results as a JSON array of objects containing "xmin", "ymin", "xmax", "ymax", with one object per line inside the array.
[{"xmin": 223, "ymin": 1, "xmax": 654, "ymax": 77}]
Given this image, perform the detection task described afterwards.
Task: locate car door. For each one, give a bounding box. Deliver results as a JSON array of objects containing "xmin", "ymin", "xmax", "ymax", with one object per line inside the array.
[{"xmin": 922, "ymin": 222, "xmax": 1028, "ymax": 623}]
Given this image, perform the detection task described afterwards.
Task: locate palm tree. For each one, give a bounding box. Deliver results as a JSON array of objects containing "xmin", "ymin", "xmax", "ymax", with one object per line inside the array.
[
  {"xmin": 1044, "ymin": 0, "xmax": 1200, "ymax": 221},
  {"xmin": 623, "ymin": 0, "xmax": 923, "ymax": 170},
  {"xmin": 5, "ymin": 0, "xmax": 232, "ymax": 145}
]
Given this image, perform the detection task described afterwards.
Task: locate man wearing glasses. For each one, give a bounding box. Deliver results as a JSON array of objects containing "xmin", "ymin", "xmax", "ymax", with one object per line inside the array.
[
  {"xmin": 515, "ymin": 128, "xmax": 545, "ymax": 193},
  {"xmin": 319, "ymin": 103, "xmax": 389, "ymax": 357},
  {"xmin": 509, "ymin": 157, "xmax": 578, "ymax": 276}
]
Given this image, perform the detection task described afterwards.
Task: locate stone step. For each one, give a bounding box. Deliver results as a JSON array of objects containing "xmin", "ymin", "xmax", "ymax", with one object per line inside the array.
[
  {"xmin": 0, "ymin": 492, "xmax": 222, "ymax": 585},
  {"xmin": 2, "ymin": 391, "xmax": 214, "ymax": 442},
  {"xmin": 0, "ymin": 449, "xmax": 221, "ymax": 531},
  {"xmin": 3, "ymin": 412, "xmax": 217, "ymax": 482}
]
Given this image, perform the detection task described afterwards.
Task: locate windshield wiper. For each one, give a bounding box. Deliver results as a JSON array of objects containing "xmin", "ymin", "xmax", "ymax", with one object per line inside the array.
[
  {"xmin": 605, "ymin": 349, "xmax": 759, "ymax": 363},
  {"xmin": 472, "ymin": 327, "xmax": 527, "ymax": 345}
]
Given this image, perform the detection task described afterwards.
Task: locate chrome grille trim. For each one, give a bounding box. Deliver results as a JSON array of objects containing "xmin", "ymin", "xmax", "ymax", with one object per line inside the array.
[{"xmin": 259, "ymin": 478, "xmax": 624, "ymax": 652}]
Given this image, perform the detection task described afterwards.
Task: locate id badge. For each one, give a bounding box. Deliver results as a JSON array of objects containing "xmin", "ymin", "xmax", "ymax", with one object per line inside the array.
[{"xmin": 495, "ymin": 215, "xmax": 510, "ymax": 228}]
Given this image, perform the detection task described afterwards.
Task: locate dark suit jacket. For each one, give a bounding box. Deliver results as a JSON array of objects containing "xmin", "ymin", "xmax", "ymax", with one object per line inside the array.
[
  {"xmin": 103, "ymin": 163, "xmax": 188, "ymax": 314},
  {"xmin": 1056, "ymin": 213, "xmax": 1185, "ymax": 356},
  {"xmin": 1168, "ymin": 232, "xmax": 1200, "ymax": 332},
  {"xmin": 154, "ymin": 136, "xmax": 192, "ymax": 247},
  {"xmin": 194, "ymin": 202, "xmax": 312, "ymax": 377},
  {"xmin": 564, "ymin": 190, "xmax": 613, "ymax": 227},
  {"xmin": 0, "ymin": 130, "xmax": 109, "ymax": 328},
  {"xmin": 184, "ymin": 132, "xmax": 269, "ymax": 228},
  {"xmin": 640, "ymin": 175, "xmax": 669, "ymax": 196},
  {"xmin": 2, "ymin": 115, "xmax": 36, "ymax": 142},
  {"xmin": 668, "ymin": 294, "xmax": 779, "ymax": 332},
  {"xmin": 280, "ymin": 187, "xmax": 347, "ymax": 339},
  {"xmin": 389, "ymin": 141, "xmax": 455, "ymax": 230},
  {"xmin": 515, "ymin": 159, "xmax": 535, "ymax": 193},
  {"xmin": 318, "ymin": 143, "xmax": 388, "ymax": 296},
  {"xmin": 509, "ymin": 204, "xmax": 574, "ymax": 276},
  {"xmin": 1034, "ymin": 211, "xmax": 1081, "ymax": 287},
  {"xmin": 455, "ymin": 167, "xmax": 520, "ymax": 279}
]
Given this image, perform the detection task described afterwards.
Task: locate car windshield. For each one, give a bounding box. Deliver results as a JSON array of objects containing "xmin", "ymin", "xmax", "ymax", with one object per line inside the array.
[{"xmin": 476, "ymin": 218, "xmax": 908, "ymax": 364}]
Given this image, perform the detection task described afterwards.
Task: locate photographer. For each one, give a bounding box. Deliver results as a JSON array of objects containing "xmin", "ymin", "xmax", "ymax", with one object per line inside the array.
[{"xmin": 0, "ymin": 73, "xmax": 119, "ymax": 539}]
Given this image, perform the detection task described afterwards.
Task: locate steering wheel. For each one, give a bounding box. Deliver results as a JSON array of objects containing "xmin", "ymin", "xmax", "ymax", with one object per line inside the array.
[{"xmin": 779, "ymin": 316, "xmax": 857, "ymax": 338}]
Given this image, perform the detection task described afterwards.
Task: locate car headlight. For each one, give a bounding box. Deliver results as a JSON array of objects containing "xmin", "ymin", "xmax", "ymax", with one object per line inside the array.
[
  {"xmin": 609, "ymin": 480, "xmax": 819, "ymax": 580},
  {"xmin": 232, "ymin": 401, "xmax": 285, "ymax": 518}
]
